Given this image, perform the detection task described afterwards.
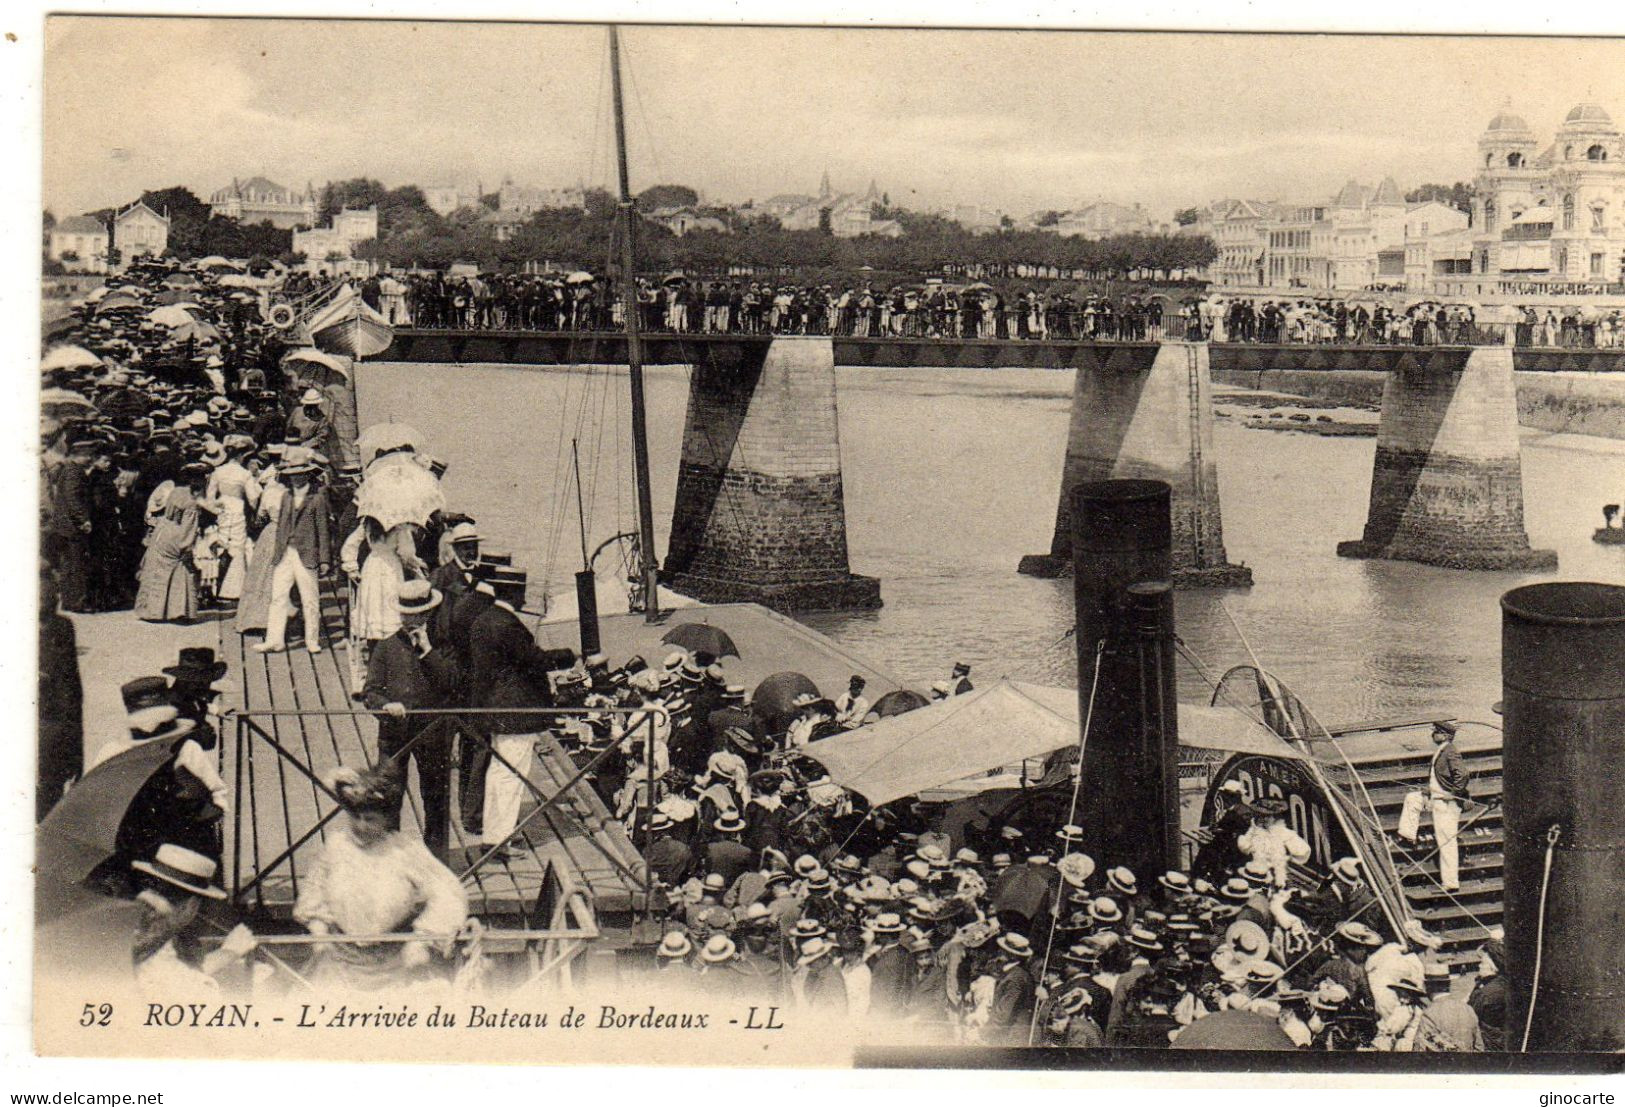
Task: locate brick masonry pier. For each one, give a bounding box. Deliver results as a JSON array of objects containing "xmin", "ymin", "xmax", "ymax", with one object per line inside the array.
[
  {"xmin": 1337, "ymin": 346, "xmax": 1558, "ymax": 571},
  {"xmin": 661, "ymin": 336, "xmax": 881, "ymax": 613},
  {"xmin": 1018, "ymin": 342, "xmax": 1252, "ymax": 588}
]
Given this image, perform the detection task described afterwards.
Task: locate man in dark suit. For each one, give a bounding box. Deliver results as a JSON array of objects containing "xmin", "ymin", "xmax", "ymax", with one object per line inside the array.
[
  {"xmin": 465, "ymin": 587, "xmax": 574, "ymax": 853},
  {"xmin": 1397, "ymin": 721, "xmax": 1471, "ymax": 891},
  {"xmin": 866, "ymin": 913, "xmax": 914, "ymax": 1017},
  {"xmin": 984, "ymin": 933, "xmax": 1038, "ymax": 1044},
  {"xmin": 362, "ymin": 581, "xmax": 458, "ymax": 855},
  {"xmin": 643, "ymin": 811, "xmax": 692, "ymax": 889},
  {"xmin": 46, "ymin": 432, "xmax": 98, "ymax": 612},
  {"xmin": 702, "ymin": 812, "xmax": 754, "ymax": 889}
]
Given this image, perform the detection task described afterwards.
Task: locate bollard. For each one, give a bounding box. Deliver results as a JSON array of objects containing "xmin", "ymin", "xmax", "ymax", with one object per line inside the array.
[
  {"xmin": 1501, "ymin": 582, "xmax": 1625, "ymax": 1052},
  {"xmin": 1071, "ymin": 479, "xmax": 1180, "ymax": 877}
]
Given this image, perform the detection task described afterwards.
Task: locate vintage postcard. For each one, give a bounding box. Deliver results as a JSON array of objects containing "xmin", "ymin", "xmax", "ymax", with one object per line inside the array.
[{"xmin": 23, "ymin": 8, "xmax": 1625, "ymax": 1082}]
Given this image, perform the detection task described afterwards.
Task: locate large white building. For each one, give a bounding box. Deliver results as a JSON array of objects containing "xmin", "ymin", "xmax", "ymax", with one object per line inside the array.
[
  {"xmin": 113, "ymin": 201, "xmax": 170, "ymax": 263},
  {"xmin": 209, "ymin": 177, "xmax": 318, "ymax": 229},
  {"xmin": 758, "ymin": 175, "xmax": 902, "ymax": 238},
  {"xmin": 497, "ymin": 179, "xmax": 586, "ymax": 215},
  {"xmin": 1469, "ymin": 101, "xmax": 1625, "ymax": 289}
]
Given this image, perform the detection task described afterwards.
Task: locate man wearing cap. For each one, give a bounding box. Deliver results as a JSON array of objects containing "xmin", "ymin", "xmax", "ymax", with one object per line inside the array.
[
  {"xmin": 950, "ymin": 662, "xmax": 974, "ymax": 696},
  {"xmin": 430, "ymin": 521, "xmax": 482, "ymax": 596},
  {"xmin": 1468, "ymin": 935, "xmax": 1507, "ymax": 1051},
  {"xmin": 363, "ymin": 581, "xmax": 457, "ymax": 855},
  {"xmin": 834, "ymin": 675, "xmax": 870, "ymax": 729},
  {"xmin": 1312, "ymin": 921, "xmax": 1380, "ymax": 1014},
  {"xmin": 285, "ymin": 387, "xmax": 331, "ymax": 451},
  {"xmin": 1397, "ymin": 721, "xmax": 1471, "ymax": 892}
]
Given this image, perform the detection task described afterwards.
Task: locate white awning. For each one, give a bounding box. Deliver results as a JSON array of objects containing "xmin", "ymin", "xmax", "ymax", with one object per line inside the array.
[{"xmin": 803, "ymin": 679, "xmax": 1299, "ymax": 807}]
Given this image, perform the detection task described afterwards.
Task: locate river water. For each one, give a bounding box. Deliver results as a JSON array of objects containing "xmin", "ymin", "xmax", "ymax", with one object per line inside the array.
[{"xmin": 357, "ymin": 361, "xmax": 1623, "ymax": 725}]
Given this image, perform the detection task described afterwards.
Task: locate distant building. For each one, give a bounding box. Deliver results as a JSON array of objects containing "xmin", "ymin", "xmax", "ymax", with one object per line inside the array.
[
  {"xmin": 1469, "ymin": 101, "xmax": 1625, "ymax": 289},
  {"xmin": 478, "ymin": 209, "xmax": 528, "ymax": 243},
  {"xmin": 293, "ymin": 207, "xmax": 379, "ymax": 271},
  {"xmin": 113, "ymin": 201, "xmax": 170, "ymax": 263},
  {"xmin": 1053, "ymin": 201, "xmax": 1153, "ymax": 239},
  {"xmin": 940, "ymin": 204, "xmax": 1008, "ymax": 234},
  {"xmin": 423, "ymin": 182, "xmax": 482, "ymax": 218},
  {"xmin": 760, "ymin": 175, "xmax": 900, "ymax": 238},
  {"xmin": 49, "ymin": 214, "xmax": 109, "ymax": 273},
  {"xmin": 209, "ymin": 176, "xmax": 318, "ymax": 229},
  {"xmin": 1206, "ymin": 199, "xmax": 1277, "ymax": 287},
  {"xmin": 497, "ymin": 179, "xmax": 586, "ymax": 215}
]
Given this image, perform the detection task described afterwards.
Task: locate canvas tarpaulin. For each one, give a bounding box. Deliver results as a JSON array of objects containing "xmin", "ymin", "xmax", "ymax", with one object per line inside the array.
[{"xmin": 803, "ymin": 679, "xmax": 1300, "ymax": 807}]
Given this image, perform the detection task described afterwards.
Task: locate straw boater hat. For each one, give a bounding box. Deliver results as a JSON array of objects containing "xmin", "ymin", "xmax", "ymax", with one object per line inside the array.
[
  {"xmin": 1219, "ymin": 877, "xmax": 1253, "ymax": 902},
  {"xmin": 1125, "ymin": 925, "xmax": 1164, "ymax": 953},
  {"xmin": 1239, "ymin": 860, "xmax": 1274, "ymax": 886},
  {"xmin": 1106, "ymin": 866, "xmax": 1138, "ymax": 896},
  {"xmin": 300, "ymin": 387, "xmax": 324, "ymax": 405},
  {"xmin": 397, "ymin": 579, "xmax": 443, "ymax": 615},
  {"xmin": 1331, "ymin": 857, "xmax": 1363, "ymax": 885},
  {"xmin": 699, "ymin": 934, "xmax": 737, "ymax": 964},
  {"xmin": 796, "ymin": 937, "xmax": 835, "ymax": 967},
  {"xmin": 1334, "ymin": 920, "xmax": 1383, "ymax": 948},
  {"xmin": 1058, "ymin": 852, "xmax": 1096, "ymax": 889},
  {"xmin": 1310, "ymin": 981, "xmax": 1351, "ymax": 1012},
  {"xmin": 132, "ymin": 843, "xmax": 227, "ymax": 900},
  {"xmin": 1088, "ymin": 896, "xmax": 1124, "ymax": 925},
  {"xmin": 996, "ymin": 933, "xmax": 1034, "ymax": 959},
  {"xmin": 656, "ymin": 931, "xmax": 693, "ymax": 960},
  {"xmin": 1158, "ymin": 870, "xmax": 1193, "ymax": 895},
  {"xmin": 871, "ymin": 912, "xmax": 906, "ymax": 936},
  {"xmin": 701, "ymin": 873, "xmax": 726, "ymax": 895},
  {"xmin": 790, "ymin": 918, "xmax": 827, "ymax": 941},
  {"xmin": 1056, "ymin": 823, "xmax": 1086, "ymax": 847}
]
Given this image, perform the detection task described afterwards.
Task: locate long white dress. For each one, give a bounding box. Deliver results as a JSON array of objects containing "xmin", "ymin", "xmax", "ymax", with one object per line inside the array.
[
  {"xmin": 207, "ymin": 460, "xmax": 260, "ymax": 601},
  {"xmin": 342, "ymin": 522, "xmax": 418, "ymax": 641}
]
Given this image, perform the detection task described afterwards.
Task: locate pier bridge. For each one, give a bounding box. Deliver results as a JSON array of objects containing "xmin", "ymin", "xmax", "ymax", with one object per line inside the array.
[{"xmin": 373, "ymin": 329, "xmax": 1595, "ymax": 611}]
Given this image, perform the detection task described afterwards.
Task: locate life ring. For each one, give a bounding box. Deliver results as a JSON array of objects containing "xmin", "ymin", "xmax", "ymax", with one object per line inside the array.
[{"xmin": 268, "ymin": 303, "xmax": 296, "ymax": 329}]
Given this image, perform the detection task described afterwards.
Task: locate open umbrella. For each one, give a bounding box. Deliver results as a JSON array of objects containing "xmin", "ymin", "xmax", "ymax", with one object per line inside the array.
[
  {"xmin": 358, "ymin": 421, "xmax": 426, "ymax": 466},
  {"xmin": 195, "ymin": 255, "xmax": 240, "ymax": 270},
  {"xmin": 663, "ymin": 271, "xmax": 688, "ymax": 286},
  {"xmin": 1170, "ymin": 1009, "xmax": 1297, "ymax": 1050},
  {"xmin": 353, "ymin": 455, "xmax": 446, "ymax": 530},
  {"xmin": 565, "ymin": 271, "xmax": 595, "ymax": 285},
  {"xmin": 751, "ymin": 672, "xmax": 820, "ymax": 721},
  {"xmin": 168, "ymin": 318, "xmax": 221, "ymax": 344},
  {"xmin": 216, "ymin": 273, "xmax": 263, "ymax": 289},
  {"xmin": 40, "ymin": 387, "xmax": 97, "ymax": 421},
  {"xmin": 870, "ymin": 689, "xmax": 929, "ymax": 718},
  {"xmin": 163, "ymin": 272, "xmax": 201, "ymax": 289},
  {"xmin": 151, "ymin": 289, "xmax": 200, "ymax": 306},
  {"xmin": 285, "ymin": 347, "xmax": 351, "ymax": 381},
  {"xmin": 41, "ymin": 345, "xmax": 103, "ymax": 372},
  {"xmin": 660, "ymin": 622, "xmax": 740, "ymax": 660},
  {"xmin": 146, "ymin": 304, "xmax": 200, "ymax": 328},
  {"xmin": 36, "ymin": 739, "xmax": 178, "ymax": 886},
  {"xmin": 95, "ymin": 293, "xmax": 142, "ymax": 315}
]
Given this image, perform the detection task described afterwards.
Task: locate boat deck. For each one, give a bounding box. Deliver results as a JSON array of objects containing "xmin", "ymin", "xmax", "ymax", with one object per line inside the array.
[{"xmin": 224, "ymin": 580, "xmax": 647, "ymax": 930}]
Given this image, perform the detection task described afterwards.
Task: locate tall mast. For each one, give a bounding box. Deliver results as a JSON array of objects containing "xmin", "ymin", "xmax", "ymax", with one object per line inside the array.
[{"xmin": 609, "ymin": 24, "xmax": 660, "ymax": 622}]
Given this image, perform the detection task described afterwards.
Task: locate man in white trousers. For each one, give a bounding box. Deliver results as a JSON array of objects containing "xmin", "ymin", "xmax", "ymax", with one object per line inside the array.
[
  {"xmin": 464, "ymin": 585, "xmax": 576, "ymax": 857},
  {"xmin": 1396, "ymin": 721, "xmax": 1472, "ymax": 892},
  {"xmin": 254, "ymin": 452, "xmax": 332, "ymax": 654}
]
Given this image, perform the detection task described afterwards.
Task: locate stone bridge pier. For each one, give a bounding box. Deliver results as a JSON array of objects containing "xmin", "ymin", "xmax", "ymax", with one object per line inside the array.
[
  {"xmin": 1019, "ymin": 342, "xmax": 1252, "ymax": 588},
  {"xmin": 1337, "ymin": 346, "xmax": 1557, "ymax": 571},
  {"xmin": 662, "ymin": 336, "xmax": 881, "ymax": 613}
]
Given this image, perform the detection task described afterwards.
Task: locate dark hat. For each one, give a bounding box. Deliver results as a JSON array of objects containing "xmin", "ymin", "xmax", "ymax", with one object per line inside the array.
[
  {"xmin": 1433, "ymin": 720, "xmax": 1459, "ymax": 737},
  {"xmin": 163, "ymin": 647, "xmax": 228, "ymax": 683},
  {"xmin": 121, "ymin": 675, "xmax": 172, "ymax": 712},
  {"xmin": 1250, "ymin": 797, "xmax": 1288, "ymax": 818}
]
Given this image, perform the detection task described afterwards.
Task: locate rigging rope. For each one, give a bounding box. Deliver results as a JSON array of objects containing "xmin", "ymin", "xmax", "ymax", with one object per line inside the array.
[
  {"xmin": 1027, "ymin": 637, "xmax": 1106, "ymax": 1046},
  {"xmin": 1520, "ymin": 822, "xmax": 1561, "ymax": 1052}
]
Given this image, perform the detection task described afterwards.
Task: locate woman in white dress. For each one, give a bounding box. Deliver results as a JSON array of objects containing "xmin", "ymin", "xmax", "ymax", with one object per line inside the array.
[
  {"xmin": 205, "ymin": 437, "xmax": 261, "ymax": 605},
  {"xmin": 340, "ymin": 516, "xmax": 425, "ymax": 691}
]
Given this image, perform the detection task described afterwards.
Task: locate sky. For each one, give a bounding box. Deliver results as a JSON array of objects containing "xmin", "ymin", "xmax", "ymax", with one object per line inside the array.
[{"xmin": 41, "ymin": 18, "xmax": 1625, "ymax": 222}]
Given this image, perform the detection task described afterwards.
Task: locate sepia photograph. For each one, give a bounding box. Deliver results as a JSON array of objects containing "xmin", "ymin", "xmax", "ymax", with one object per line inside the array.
[{"xmin": 19, "ymin": 7, "xmax": 1625, "ymax": 1086}]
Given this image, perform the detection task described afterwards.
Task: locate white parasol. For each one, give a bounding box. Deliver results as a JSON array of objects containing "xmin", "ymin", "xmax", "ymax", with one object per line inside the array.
[
  {"xmin": 358, "ymin": 421, "xmax": 426, "ymax": 466},
  {"xmin": 353, "ymin": 454, "xmax": 446, "ymax": 531}
]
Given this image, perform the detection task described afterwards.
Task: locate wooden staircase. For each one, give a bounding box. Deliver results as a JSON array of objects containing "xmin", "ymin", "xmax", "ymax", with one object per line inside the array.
[{"xmin": 1343, "ymin": 742, "xmax": 1506, "ymax": 967}]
